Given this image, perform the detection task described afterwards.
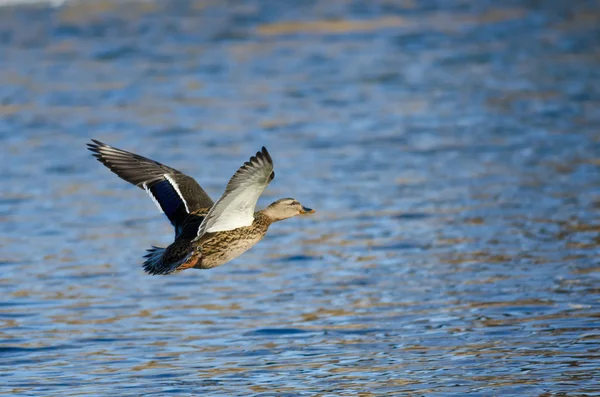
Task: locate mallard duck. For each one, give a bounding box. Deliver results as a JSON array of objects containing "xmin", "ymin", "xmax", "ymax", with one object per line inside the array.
[{"xmin": 87, "ymin": 140, "xmax": 314, "ymax": 275}]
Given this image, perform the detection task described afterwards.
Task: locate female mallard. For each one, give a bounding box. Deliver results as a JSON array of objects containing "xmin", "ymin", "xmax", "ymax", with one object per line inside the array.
[{"xmin": 87, "ymin": 140, "xmax": 314, "ymax": 275}]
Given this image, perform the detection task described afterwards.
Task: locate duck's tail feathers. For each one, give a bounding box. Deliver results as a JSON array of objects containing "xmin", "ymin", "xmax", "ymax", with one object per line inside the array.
[
  {"xmin": 142, "ymin": 245, "xmax": 199, "ymax": 275},
  {"xmin": 142, "ymin": 246, "xmax": 174, "ymax": 275}
]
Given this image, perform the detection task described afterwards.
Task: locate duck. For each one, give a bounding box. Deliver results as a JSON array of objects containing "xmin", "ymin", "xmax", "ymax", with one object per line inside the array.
[{"xmin": 87, "ymin": 140, "xmax": 314, "ymax": 275}]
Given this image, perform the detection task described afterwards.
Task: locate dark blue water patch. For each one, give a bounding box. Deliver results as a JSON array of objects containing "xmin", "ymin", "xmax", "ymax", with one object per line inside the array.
[
  {"xmin": 122, "ymin": 216, "xmax": 162, "ymax": 228},
  {"xmin": 324, "ymin": 328, "xmax": 389, "ymax": 336},
  {"xmin": 0, "ymin": 344, "xmax": 73, "ymax": 356},
  {"xmin": 305, "ymin": 139, "xmax": 346, "ymax": 150},
  {"xmin": 138, "ymin": 387, "xmax": 201, "ymax": 396},
  {"xmin": 0, "ymin": 299, "xmax": 53, "ymax": 307},
  {"xmin": 244, "ymin": 328, "xmax": 312, "ymax": 336},
  {"xmin": 370, "ymin": 242, "xmax": 424, "ymax": 251},
  {"xmin": 0, "ymin": 338, "xmax": 27, "ymax": 346},
  {"xmin": 319, "ymin": 97, "xmax": 353, "ymax": 108},
  {"xmin": 393, "ymin": 31, "xmax": 452, "ymax": 52},
  {"xmin": 152, "ymin": 126, "xmax": 195, "ymax": 137},
  {"xmin": 284, "ymin": 88, "xmax": 307, "ymax": 99},
  {"xmin": 75, "ymin": 337, "xmax": 139, "ymax": 344},
  {"xmin": 67, "ymin": 303, "xmax": 139, "ymax": 311},
  {"xmin": 53, "ymin": 23, "xmax": 82, "ymax": 39},
  {"xmin": 411, "ymin": 141, "xmax": 528, "ymax": 156},
  {"xmin": 392, "ymin": 212, "xmax": 431, "ymax": 220},
  {"xmin": 0, "ymin": 259, "xmax": 24, "ymax": 267},
  {"xmin": 49, "ymin": 272, "xmax": 128, "ymax": 281},
  {"xmin": 456, "ymin": 14, "xmax": 536, "ymax": 43},
  {"xmin": 94, "ymin": 46, "xmax": 139, "ymax": 62},
  {"xmin": 554, "ymin": 30, "xmax": 600, "ymax": 54},
  {"xmin": 44, "ymin": 164, "xmax": 80, "ymax": 175},
  {"xmin": 212, "ymin": 28, "xmax": 252, "ymax": 42},
  {"xmin": 279, "ymin": 255, "xmax": 320, "ymax": 262},
  {"xmin": 0, "ymin": 312, "xmax": 37, "ymax": 318},
  {"xmin": 139, "ymin": 371, "xmax": 189, "ymax": 380},
  {"xmin": 340, "ymin": 277, "xmax": 372, "ymax": 287},
  {"xmin": 130, "ymin": 379, "xmax": 225, "ymax": 393},
  {"xmin": 0, "ymin": 28, "xmax": 11, "ymax": 46},
  {"xmin": 223, "ymin": 348, "xmax": 275, "ymax": 358},
  {"xmin": 198, "ymin": 63, "xmax": 226, "ymax": 75},
  {"xmin": 159, "ymin": 278, "xmax": 208, "ymax": 290},
  {"xmin": 229, "ymin": 268, "xmax": 264, "ymax": 275},
  {"xmin": 4, "ymin": 381, "xmax": 88, "ymax": 390},
  {"xmin": 360, "ymin": 71, "xmax": 404, "ymax": 85},
  {"xmin": 0, "ymin": 196, "xmax": 31, "ymax": 206},
  {"xmin": 261, "ymin": 120, "xmax": 307, "ymax": 132},
  {"xmin": 435, "ymin": 50, "xmax": 497, "ymax": 67}
]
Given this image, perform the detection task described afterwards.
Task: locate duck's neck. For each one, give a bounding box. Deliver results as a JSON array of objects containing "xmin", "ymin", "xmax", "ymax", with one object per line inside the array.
[{"xmin": 257, "ymin": 208, "xmax": 283, "ymax": 224}]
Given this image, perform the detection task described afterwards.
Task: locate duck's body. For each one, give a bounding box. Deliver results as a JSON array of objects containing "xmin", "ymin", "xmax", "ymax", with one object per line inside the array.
[
  {"xmin": 88, "ymin": 140, "xmax": 314, "ymax": 275},
  {"xmin": 144, "ymin": 210, "xmax": 272, "ymax": 274},
  {"xmin": 197, "ymin": 211, "xmax": 272, "ymax": 268}
]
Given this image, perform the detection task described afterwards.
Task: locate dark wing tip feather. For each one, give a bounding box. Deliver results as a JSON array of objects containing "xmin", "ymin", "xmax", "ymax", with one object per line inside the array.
[
  {"xmin": 87, "ymin": 139, "xmax": 107, "ymax": 151},
  {"xmin": 237, "ymin": 147, "xmax": 273, "ymax": 173},
  {"xmin": 87, "ymin": 140, "xmax": 112, "ymax": 159},
  {"xmin": 259, "ymin": 146, "xmax": 272, "ymax": 165},
  {"xmin": 86, "ymin": 143, "xmax": 99, "ymax": 153}
]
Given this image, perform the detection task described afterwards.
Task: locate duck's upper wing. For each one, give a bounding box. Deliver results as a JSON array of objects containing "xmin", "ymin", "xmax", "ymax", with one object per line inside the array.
[
  {"xmin": 196, "ymin": 147, "xmax": 274, "ymax": 237},
  {"xmin": 87, "ymin": 139, "xmax": 213, "ymax": 232}
]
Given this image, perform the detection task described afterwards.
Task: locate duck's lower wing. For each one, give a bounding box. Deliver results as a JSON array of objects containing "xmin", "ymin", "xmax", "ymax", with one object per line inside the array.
[
  {"xmin": 88, "ymin": 139, "xmax": 214, "ymax": 235},
  {"xmin": 143, "ymin": 241, "xmax": 201, "ymax": 275}
]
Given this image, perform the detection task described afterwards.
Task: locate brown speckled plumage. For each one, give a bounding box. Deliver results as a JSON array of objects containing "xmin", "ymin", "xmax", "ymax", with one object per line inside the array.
[{"xmin": 187, "ymin": 211, "xmax": 273, "ymax": 270}]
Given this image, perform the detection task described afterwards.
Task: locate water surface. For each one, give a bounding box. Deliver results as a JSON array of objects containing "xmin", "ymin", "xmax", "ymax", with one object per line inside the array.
[{"xmin": 1, "ymin": 0, "xmax": 599, "ymax": 395}]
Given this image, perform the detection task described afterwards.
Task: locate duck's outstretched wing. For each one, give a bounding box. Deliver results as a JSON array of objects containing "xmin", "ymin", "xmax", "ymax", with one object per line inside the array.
[
  {"xmin": 88, "ymin": 139, "xmax": 213, "ymax": 233},
  {"xmin": 196, "ymin": 147, "xmax": 274, "ymax": 237}
]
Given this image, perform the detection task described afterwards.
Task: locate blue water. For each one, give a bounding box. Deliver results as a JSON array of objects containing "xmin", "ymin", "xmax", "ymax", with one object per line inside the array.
[{"xmin": 1, "ymin": 0, "xmax": 599, "ymax": 395}]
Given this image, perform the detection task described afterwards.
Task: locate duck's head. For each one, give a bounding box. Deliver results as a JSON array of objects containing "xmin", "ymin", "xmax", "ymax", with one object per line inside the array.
[{"xmin": 263, "ymin": 198, "xmax": 315, "ymax": 222}]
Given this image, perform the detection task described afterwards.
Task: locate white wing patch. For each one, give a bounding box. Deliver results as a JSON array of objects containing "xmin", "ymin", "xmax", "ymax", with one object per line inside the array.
[
  {"xmin": 165, "ymin": 174, "xmax": 190, "ymax": 213},
  {"xmin": 203, "ymin": 185, "xmax": 261, "ymax": 233},
  {"xmin": 196, "ymin": 147, "xmax": 274, "ymax": 238},
  {"xmin": 143, "ymin": 182, "xmax": 164, "ymax": 213}
]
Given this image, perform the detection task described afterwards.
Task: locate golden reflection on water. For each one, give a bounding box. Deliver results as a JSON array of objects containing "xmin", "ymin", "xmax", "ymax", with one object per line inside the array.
[{"xmin": 256, "ymin": 8, "xmax": 527, "ymax": 36}]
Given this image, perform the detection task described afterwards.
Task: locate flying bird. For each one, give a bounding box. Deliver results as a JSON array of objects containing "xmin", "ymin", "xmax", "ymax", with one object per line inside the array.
[{"xmin": 87, "ymin": 140, "xmax": 314, "ymax": 275}]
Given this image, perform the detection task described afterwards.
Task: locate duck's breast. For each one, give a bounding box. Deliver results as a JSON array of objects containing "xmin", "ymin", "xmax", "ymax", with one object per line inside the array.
[{"xmin": 197, "ymin": 224, "xmax": 268, "ymax": 269}]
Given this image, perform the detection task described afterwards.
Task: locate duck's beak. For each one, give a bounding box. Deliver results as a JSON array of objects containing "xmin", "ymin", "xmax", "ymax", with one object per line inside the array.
[{"xmin": 300, "ymin": 206, "xmax": 315, "ymax": 214}]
